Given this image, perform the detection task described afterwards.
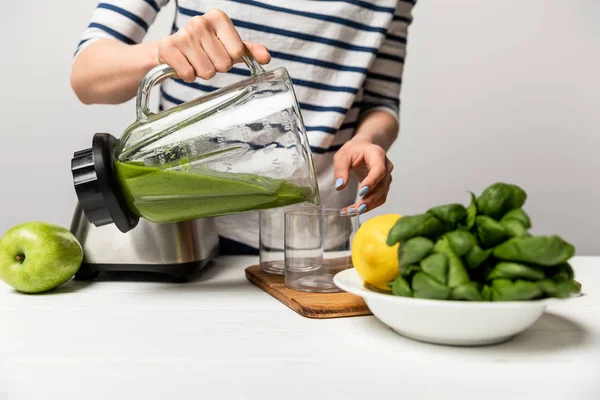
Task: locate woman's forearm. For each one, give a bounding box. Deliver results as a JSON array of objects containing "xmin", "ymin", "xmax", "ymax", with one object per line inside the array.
[
  {"xmin": 352, "ymin": 110, "xmax": 399, "ymax": 151},
  {"xmin": 71, "ymin": 39, "xmax": 160, "ymax": 105}
]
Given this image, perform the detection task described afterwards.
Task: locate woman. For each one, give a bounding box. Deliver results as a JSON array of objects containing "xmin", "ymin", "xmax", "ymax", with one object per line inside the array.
[{"xmin": 71, "ymin": 0, "xmax": 414, "ymax": 254}]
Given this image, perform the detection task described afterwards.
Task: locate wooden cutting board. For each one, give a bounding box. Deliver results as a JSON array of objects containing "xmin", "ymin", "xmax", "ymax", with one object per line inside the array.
[{"xmin": 245, "ymin": 264, "xmax": 372, "ymax": 319}]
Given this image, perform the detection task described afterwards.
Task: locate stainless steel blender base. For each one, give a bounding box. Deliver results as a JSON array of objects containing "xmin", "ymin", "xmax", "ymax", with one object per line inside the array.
[{"xmin": 70, "ymin": 204, "xmax": 219, "ymax": 281}]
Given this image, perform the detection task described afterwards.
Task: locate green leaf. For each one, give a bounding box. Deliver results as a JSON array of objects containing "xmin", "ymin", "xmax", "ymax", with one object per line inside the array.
[
  {"xmin": 399, "ymin": 237, "xmax": 434, "ymax": 266},
  {"xmin": 465, "ymin": 245, "xmax": 492, "ymax": 269},
  {"xmin": 427, "ymin": 203, "xmax": 467, "ymax": 225},
  {"xmin": 493, "ymin": 236, "xmax": 576, "ymax": 266},
  {"xmin": 433, "ymin": 235, "xmax": 452, "ymax": 254},
  {"xmin": 487, "ymin": 262, "xmax": 545, "ymax": 281},
  {"xmin": 548, "ymin": 263, "xmax": 575, "ymax": 281},
  {"xmin": 445, "ymin": 230, "xmax": 477, "ymax": 257},
  {"xmin": 490, "ymin": 279, "xmax": 543, "ymax": 301},
  {"xmin": 554, "ymin": 278, "xmax": 581, "ymax": 298},
  {"xmin": 389, "ymin": 276, "xmax": 413, "ymax": 297},
  {"xmin": 538, "ymin": 279, "xmax": 558, "ymax": 297},
  {"xmin": 465, "ymin": 192, "xmax": 478, "ymax": 229},
  {"xmin": 476, "ymin": 216, "xmax": 508, "ymax": 248},
  {"xmin": 420, "ymin": 253, "xmax": 449, "ymax": 285},
  {"xmin": 433, "ymin": 236, "xmax": 471, "ymax": 288},
  {"xmin": 401, "ymin": 264, "xmax": 422, "ymax": 278},
  {"xmin": 480, "ymin": 285, "xmax": 493, "ymax": 301},
  {"xmin": 386, "ymin": 214, "xmax": 446, "ymax": 246},
  {"xmin": 412, "ymin": 272, "xmax": 451, "ymax": 300},
  {"xmin": 500, "ymin": 219, "xmax": 529, "ymax": 238},
  {"xmin": 501, "ymin": 208, "xmax": 531, "ymax": 229},
  {"xmin": 476, "ymin": 183, "xmax": 527, "ymax": 220},
  {"xmin": 448, "ymin": 255, "xmax": 471, "ymax": 288},
  {"xmin": 451, "ymin": 282, "xmax": 483, "ymax": 301}
]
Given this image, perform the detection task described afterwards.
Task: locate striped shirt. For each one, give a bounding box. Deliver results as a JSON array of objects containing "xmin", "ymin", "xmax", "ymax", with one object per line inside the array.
[{"xmin": 75, "ymin": 0, "xmax": 415, "ymax": 248}]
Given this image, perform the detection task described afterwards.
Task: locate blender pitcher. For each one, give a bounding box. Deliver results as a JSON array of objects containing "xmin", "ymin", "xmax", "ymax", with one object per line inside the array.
[{"xmin": 71, "ymin": 46, "xmax": 320, "ymax": 233}]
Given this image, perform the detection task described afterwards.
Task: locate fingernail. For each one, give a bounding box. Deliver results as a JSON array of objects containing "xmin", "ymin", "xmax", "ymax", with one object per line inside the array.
[
  {"xmin": 335, "ymin": 177, "xmax": 344, "ymax": 190},
  {"xmin": 340, "ymin": 209, "xmax": 347, "ymax": 216},
  {"xmin": 358, "ymin": 186, "xmax": 369, "ymax": 197},
  {"xmin": 348, "ymin": 207, "xmax": 356, "ymax": 215},
  {"xmin": 358, "ymin": 204, "xmax": 368, "ymax": 214}
]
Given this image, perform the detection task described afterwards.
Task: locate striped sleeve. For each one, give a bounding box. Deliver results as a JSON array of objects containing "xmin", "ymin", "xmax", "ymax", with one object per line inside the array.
[
  {"xmin": 74, "ymin": 0, "xmax": 171, "ymax": 57},
  {"xmin": 359, "ymin": 0, "xmax": 414, "ymax": 120}
]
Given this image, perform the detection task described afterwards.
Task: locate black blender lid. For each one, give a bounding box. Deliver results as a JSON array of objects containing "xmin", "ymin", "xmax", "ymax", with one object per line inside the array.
[{"xmin": 71, "ymin": 132, "xmax": 139, "ymax": 233}]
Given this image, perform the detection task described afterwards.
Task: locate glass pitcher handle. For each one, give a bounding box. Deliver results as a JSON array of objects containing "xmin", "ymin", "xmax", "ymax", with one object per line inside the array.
[{"xmin": 136, "ymin": 44, "xmax": 266, "ymax": 121}]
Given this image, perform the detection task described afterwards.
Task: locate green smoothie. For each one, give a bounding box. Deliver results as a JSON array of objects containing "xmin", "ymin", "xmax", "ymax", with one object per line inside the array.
[{"xmin": 114, "ymin": 161, "xmax": 313, "ymax": 223}]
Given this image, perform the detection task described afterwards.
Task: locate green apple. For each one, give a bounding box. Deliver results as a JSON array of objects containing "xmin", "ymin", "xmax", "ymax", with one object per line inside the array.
[{"xmin": 0, "ymin": 222, "xmax": 83, "ymax": 293}]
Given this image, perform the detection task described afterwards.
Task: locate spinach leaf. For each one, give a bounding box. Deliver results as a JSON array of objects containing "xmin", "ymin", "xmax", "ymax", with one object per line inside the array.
[
  {"xmin": 554, "ymin": 278, "xmax": 581, "ymax": 298},
  {"xmin": 465, "ymin": 192, "xmax": 478, "ymax": 230},
  {"xmin": 500, "ymin": 219, "xmax": 529, "ymax": 238},
  {"xmin": 386, "ymin": 214, "xmax": 446, "ymax": 246},
  {"xmin": 501, "ymin": 208, "xmax": 531, "ymax": 228},
  {"xmin": 451, "ymin": 282, "xmax": 483, "ymax": 301},
  {"xmin": 420, "ymin": 253, "xmax": 449, "ymax": 285},
  {"xmin": 547, "ymin": 263, "xmax": 575, "ymax": 281},
  {"xmin": 480, "ymin": 285, "xmax": 493, "ymax": 301},
  {"xmin": 434, "ymin": 237, "xmax": 471, "ymax": 288},
  {"xmin": 402, "ymin": 264, "xmax": 422, "ymax": 279},
  {"xmin": 389, "ymin": 276, "xmax": 413, "ymax": 297},
  {"xmin": 537, "ymin": 279, "xmax": 558, "ymax": 297},
  {"xmin": 449, "ymin": 256, "xmax": 471, "ymax": 288},
  {"xmin": 476, "ymin": 183, "xmax": 527, "ymax": 220},
  {"xmin": 476, "ymin": 216, "xmax": 508, "ymax": 248},
  {"xmin": 427, "ymin": 203, "xmax": 467, "ymax": 225},
  {"xmin": 487, "ymin": 262, "xmax": 545, "ymax": 281},
  {"xmin": 465, "ymin": 244, "xmax": 492, "ymax": 269},
  {"xmin": 490, "ymin": 279, "xmax": 543, "ymax": 301},
  {"xmin": 399, "ymin": 237, "xmax": 434, "ymax": 266},
  {"xmin": 445, "ymin": 230, "xmax": 477, "ymax": 257},
  {"xmin": 493, "ymin": 236, "xmax": 575, "ymax": 266},
  {"xmin": 412, "ymin": 272, "xmax": 451, "ymax": 300}
]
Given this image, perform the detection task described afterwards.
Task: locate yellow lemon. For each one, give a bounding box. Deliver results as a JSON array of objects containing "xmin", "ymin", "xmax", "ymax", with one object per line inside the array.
[{"xmin": 352, "ymin": 214, "xmax": 402, "ymax": 292}]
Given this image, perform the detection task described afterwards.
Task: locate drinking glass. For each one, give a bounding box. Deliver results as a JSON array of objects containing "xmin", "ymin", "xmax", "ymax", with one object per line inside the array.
[
  {"xmin": 284, "ymin": 208, "xmax": 359, "ymax": 292},
  {"xmin": 259, "ymin": 204, "xmax": 315, "ymax": 274}
]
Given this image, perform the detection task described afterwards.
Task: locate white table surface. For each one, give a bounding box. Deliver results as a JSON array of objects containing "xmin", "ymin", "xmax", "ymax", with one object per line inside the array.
[{"xmin": 1, "ymin": 256, "xmax": 599, "ymax": 400}]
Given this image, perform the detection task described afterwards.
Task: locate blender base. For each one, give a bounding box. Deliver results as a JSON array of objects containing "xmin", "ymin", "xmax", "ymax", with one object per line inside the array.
[{"xmin": 74, "ymin": 258, "xmax": 213, "ymax": 283}]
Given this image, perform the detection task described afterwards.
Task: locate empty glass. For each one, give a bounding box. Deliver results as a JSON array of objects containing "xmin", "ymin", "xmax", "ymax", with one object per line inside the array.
[
  {"xmin": 259, "ymin": 204, "xmax": 315, "ymax": 274},
  {"xmin": 284, "ymin": 208, "xmax": 359, "ymax": 292}
]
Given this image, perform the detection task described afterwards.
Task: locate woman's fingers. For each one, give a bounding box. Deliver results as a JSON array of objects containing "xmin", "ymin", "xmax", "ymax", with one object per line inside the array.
[
  {"xmin": 333, "ymin": 148, "xmax": 353, "ymax": 192},
  {"xmin": 355, "ymin": 147, "xmax": 389, "ymax": 199},
  {"xmin": 157, "ymin": 37, "xmax": 196, "ymax": 82},
  {"xmin": 203, "ymin": 9, "xmax": 271, "ymax": 65},
  {"xmin": 342, "ymin": 173, "xmax": 392, "ymax": 216},
  {"xmin": 189, "ymin": 11, "xmax": 235, "ymax": 72},
  {"xmin": 203, "ymin": 9, "xmax": 245, "ymax": 59},
  {"xmin": 202, "ymin": 35, "xmax": 234, "ymax": 72},
  {"xmin": 158, "ymin": 9, "xmax": 270, "ymax": 82},
  {"xmin": 172, "ymin": 30, "xmax": 214, "ymax": 80},
  {"xmin": 243, "ymin": 42, "xmax": 271, "ymax": 64}
]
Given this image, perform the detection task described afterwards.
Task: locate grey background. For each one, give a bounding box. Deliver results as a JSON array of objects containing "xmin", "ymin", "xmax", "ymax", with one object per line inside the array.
[{"xmin": 0, "ymin": 0, "xmax": 598, "ymax": 254}]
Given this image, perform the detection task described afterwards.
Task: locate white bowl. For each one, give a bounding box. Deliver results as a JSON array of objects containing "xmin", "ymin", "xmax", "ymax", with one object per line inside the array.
[{"xmin": 334, "ymin": 268, "xmax": 569, "ymax": 346}]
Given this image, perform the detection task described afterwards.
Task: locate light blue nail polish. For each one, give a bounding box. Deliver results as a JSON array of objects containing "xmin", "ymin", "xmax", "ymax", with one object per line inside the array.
[
  {"xmin": 348, "ymin": 207, "xmax": 356, "ymax": 215},
  {"xmin": 335, "ymin": 177, "xmax": 344, "ymax": 189},
  {"xmin": 358, "ymin": 186, "xmax": 369, "ymax": 197},
  {"xmin": 358, "ymin": 204, "xmax": 368, "ymax": 214},
  {"xmin": 340, "ymin": 210, "xmax": 347, "ymax": 216}
]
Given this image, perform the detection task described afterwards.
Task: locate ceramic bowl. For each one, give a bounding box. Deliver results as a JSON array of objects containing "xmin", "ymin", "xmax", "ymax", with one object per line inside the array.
[{"xmin": 333, "ymin": 268, "xmax": 573, "ymax": 346}]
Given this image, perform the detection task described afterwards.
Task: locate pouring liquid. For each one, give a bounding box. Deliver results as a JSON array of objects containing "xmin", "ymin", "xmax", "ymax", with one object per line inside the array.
[
  {"xmin": 114, "ymin": 91, "xmax": 319, "ymax": 223},
  {"xmin": 114, "ymin": 161, "xmax": 312, "ymax": 224}
]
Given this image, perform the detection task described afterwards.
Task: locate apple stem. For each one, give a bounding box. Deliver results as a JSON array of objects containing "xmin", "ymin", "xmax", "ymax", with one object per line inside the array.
[{"xmin": 15, "ymin": 254, "xmax": 24, "ymax": 263}]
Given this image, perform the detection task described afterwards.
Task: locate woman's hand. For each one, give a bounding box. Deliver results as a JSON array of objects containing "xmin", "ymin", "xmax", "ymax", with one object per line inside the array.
[
  {"xmin": 334, "ymin": 137, "xmax": 394, "ymax": 215},
  {"xmin": 157, "ymin": 9, "xmax": 271, "ymax": 82}
]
